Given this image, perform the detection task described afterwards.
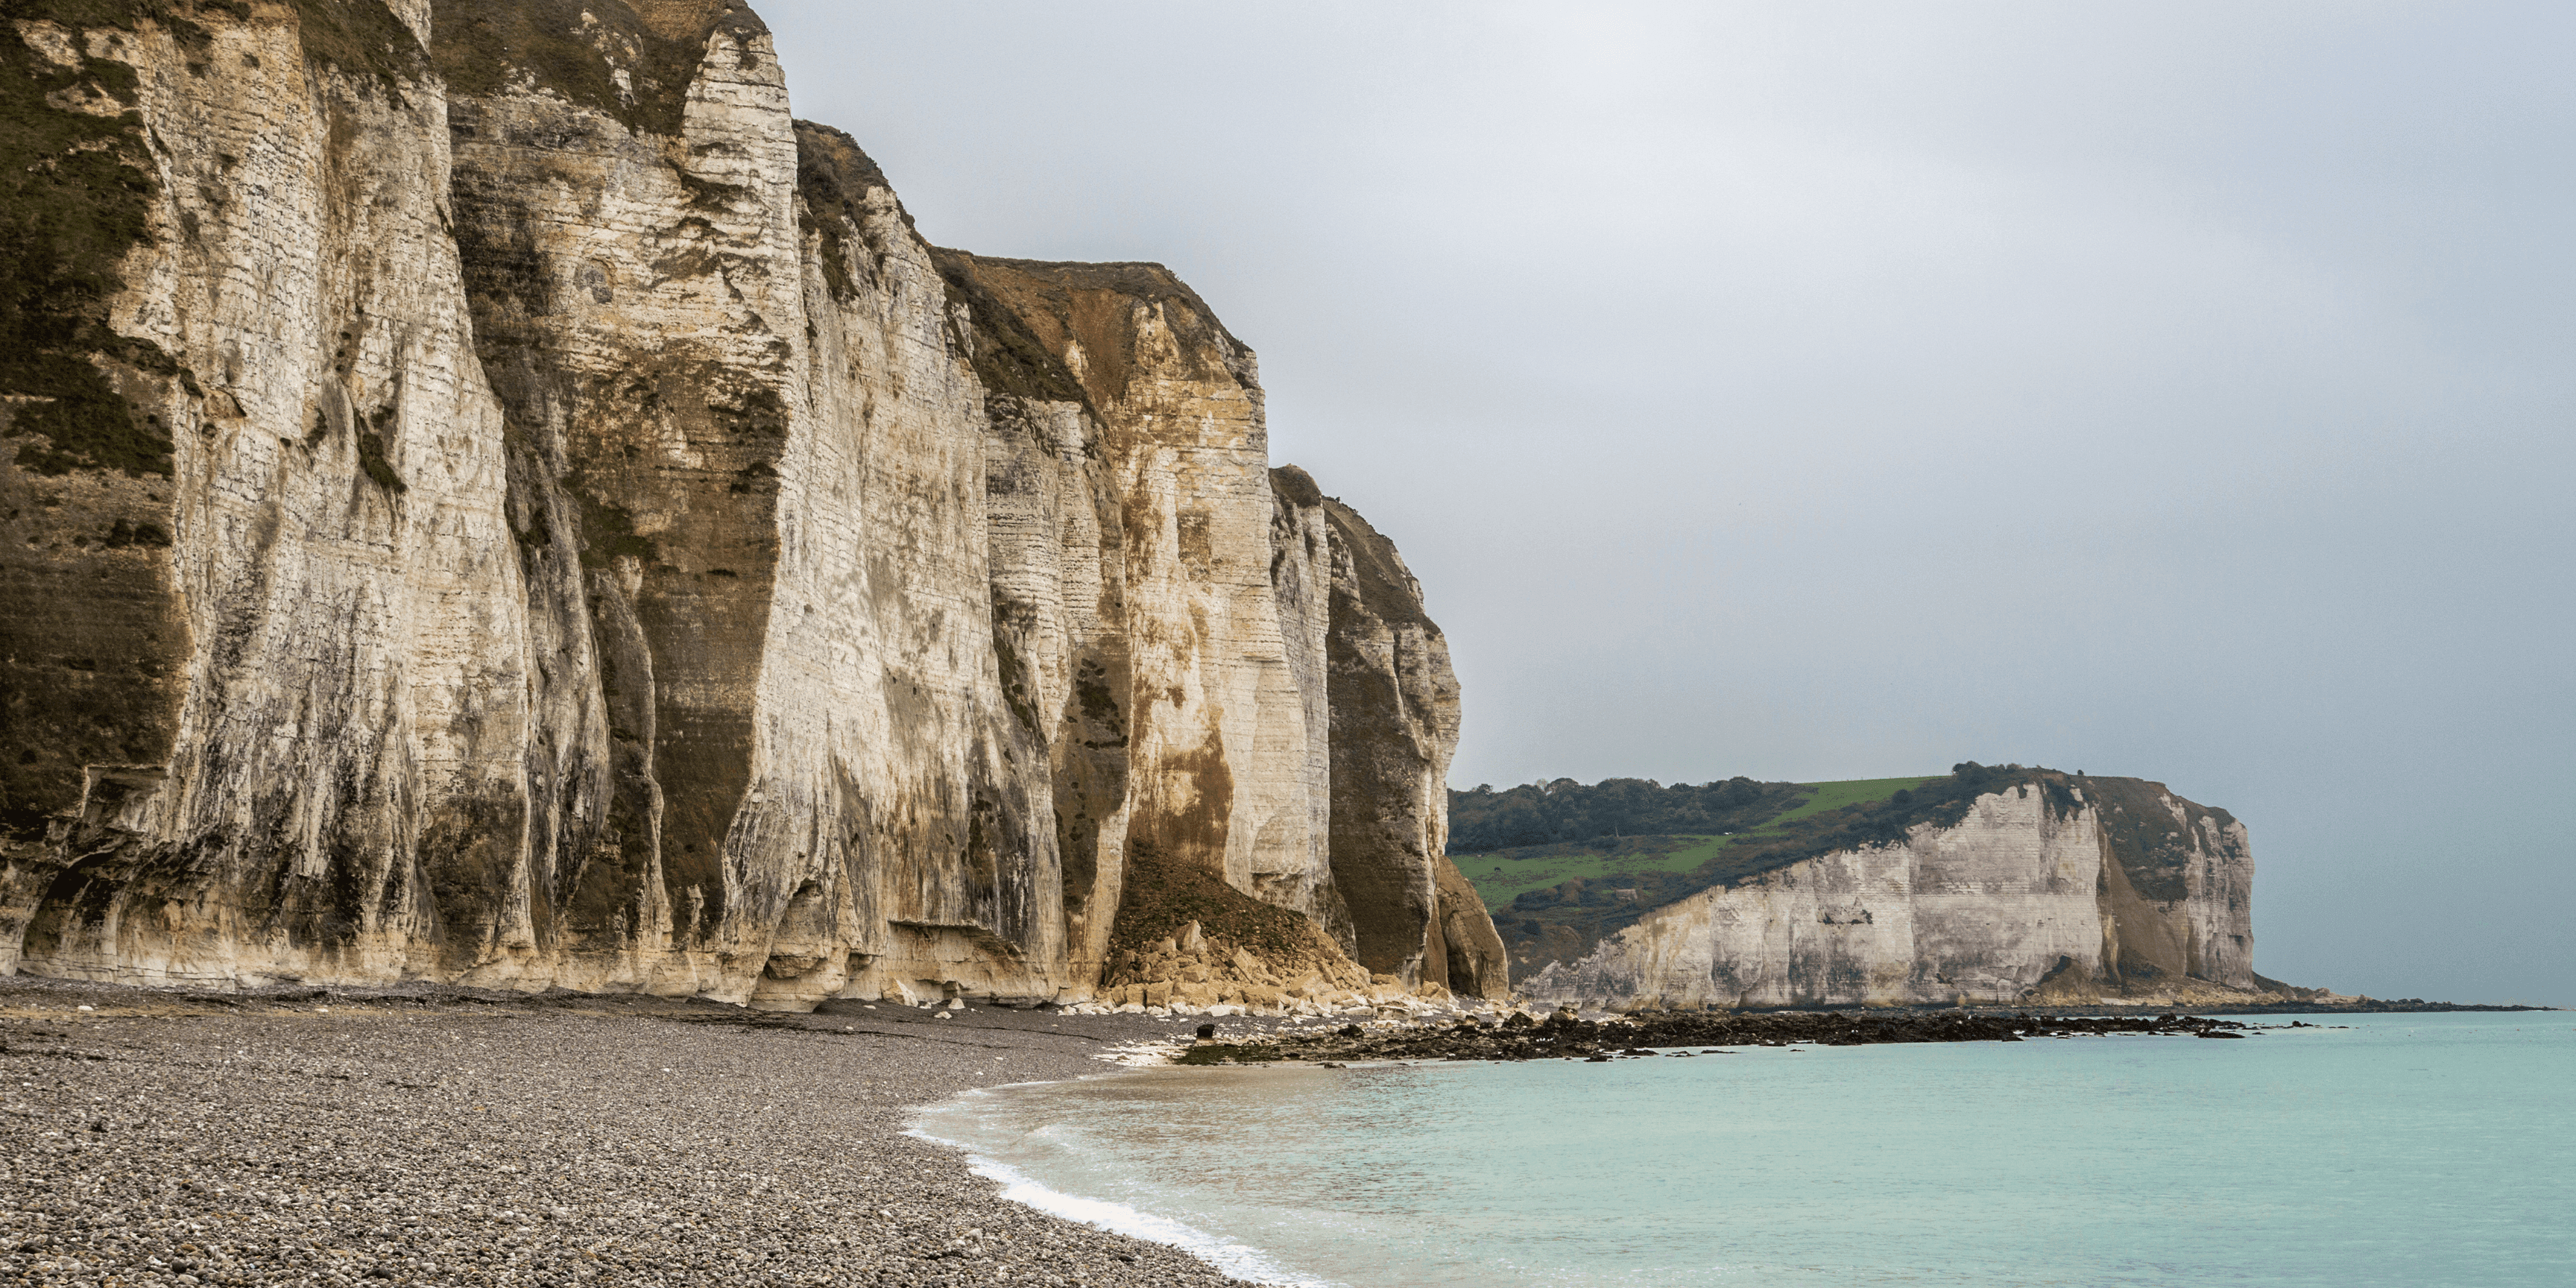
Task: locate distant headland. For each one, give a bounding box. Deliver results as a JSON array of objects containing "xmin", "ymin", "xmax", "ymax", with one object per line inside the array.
[{"xmin": 1449, "ymin": 765, "xmax": 2521, "ymax": 1013}]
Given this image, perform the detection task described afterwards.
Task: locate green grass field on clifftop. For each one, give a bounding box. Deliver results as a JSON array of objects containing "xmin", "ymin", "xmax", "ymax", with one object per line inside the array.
[{"xmin": 1456, "ymin": 777, "xmax": 1936, "ymax": 912}]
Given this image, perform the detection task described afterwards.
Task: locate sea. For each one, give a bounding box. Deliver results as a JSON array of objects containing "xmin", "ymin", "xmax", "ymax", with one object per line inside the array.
[{"xmin": 909, "ymin": 1011, "xmax": 2572, "ymax": 1287}]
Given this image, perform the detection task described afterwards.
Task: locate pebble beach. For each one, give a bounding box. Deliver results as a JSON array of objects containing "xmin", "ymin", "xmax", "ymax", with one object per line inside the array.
[{"xmin": 0, "ymin": 976, "xmax": 1257, "ymax": 1287}]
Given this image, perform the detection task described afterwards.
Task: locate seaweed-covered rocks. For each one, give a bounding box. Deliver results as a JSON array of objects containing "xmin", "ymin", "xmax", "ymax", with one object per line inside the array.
[{"xmin": 1178, "ymin": 1009, "xmax": 2250, "ymax": 1064}]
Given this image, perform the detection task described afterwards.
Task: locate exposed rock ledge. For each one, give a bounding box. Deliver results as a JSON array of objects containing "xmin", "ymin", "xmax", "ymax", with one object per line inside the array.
[{"xmin": 0, "ymin": 0, "xmax": 1503, "ymax": 1008}]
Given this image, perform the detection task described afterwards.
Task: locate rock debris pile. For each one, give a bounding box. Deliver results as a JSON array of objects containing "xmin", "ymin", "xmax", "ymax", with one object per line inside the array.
[{"xmin": 1067, "ymin": 915, "xmax": 1459, "ymax": 1017}]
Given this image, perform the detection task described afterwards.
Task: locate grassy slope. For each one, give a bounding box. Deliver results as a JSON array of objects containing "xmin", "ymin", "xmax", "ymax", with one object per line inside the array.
[
  {"xmin": 1456, "ymin": 836, "xmax": 1733, "ymax": 912},
  {"xmin": 1767, "ymin": 776, "xmax": 1936, "ymax": 824},
  {"xmin": 1459, "ymin": 776, "xmax": 1938, "ymax": 912}
]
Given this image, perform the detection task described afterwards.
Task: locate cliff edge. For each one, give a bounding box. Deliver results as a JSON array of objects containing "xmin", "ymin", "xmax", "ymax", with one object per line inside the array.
[
  {"xmin": 0, "ymin": 0, "xmax": 1503, "ymax": 1008},
  {"xmin": 1518, "ymin": 769, "xmax": 2258, "ymax": 1010}
]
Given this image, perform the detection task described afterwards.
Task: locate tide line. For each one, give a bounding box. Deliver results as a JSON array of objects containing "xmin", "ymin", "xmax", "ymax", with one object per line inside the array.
[{"xmin": 907, "ymin": 1111, "xmax": 1339, "ymax": 1288}]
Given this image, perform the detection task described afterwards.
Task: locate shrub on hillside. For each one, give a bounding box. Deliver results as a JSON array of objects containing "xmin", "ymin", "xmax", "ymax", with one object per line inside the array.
[{"xmin": 1447, "ymin": 776, "xmax": 1803, "ymax": 852}]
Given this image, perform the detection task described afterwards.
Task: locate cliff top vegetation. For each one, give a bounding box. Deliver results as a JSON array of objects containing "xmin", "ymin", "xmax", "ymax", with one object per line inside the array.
[
  {"xmin": 929, "ymin": 250, "xmax": 1251, "ymax": 408},
  {"xmin": 1449, "ymin": 774, "xmax": 1815, "ymax": 853},
  {"xmin": 1465, "ymin": 763, "xmax": 2145, "ymax": 979},
  {"xmin": 1454, "ymin": 777, "xmax": 1939, "ymax": 909},
  {"xmin": 432, "ymin": 0, "xmax": 757, "ymax": 137}
]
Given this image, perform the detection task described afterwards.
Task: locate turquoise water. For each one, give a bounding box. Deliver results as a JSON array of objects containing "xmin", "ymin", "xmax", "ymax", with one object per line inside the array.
[{"xmin": 912, "ymin": 1012, "xmax": 2574, "ymax": 1286}]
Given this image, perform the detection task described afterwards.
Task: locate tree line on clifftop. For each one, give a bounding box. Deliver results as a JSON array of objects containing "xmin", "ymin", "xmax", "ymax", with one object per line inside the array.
[{"xmin": 1447, "ymin": 762, "xmax": 2054, "ymax": 854}]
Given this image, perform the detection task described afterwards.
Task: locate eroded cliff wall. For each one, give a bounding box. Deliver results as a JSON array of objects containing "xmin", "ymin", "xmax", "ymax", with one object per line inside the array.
[
  {"xmin": 1521, "ymin": 779, "xmax": 2255, "ymax": 1009},
  {"xmin": 0, "ymin": 0, "xmax": 1504, "ymax": 1006}
]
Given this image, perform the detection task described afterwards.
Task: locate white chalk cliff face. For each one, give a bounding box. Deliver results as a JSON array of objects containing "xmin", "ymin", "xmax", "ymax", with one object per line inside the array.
[
  {"xmin": 1521, "ymin": 779, "xmax": 2255, "ymax": 1010},
  {"xmin": 0, "ymin": 0, "xmax": 1503, "ymax": 1008}
]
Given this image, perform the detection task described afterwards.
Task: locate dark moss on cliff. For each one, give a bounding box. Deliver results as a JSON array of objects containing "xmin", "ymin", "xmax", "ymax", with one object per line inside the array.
[
  {"xmin": 356, "ymin": 407, "xmax": 404, "ymax": 493},
  {"xmin": 924, "ymin": 249, "xmax": 1093, "ymax": 408},
  {"xmin": 959, "ymin": 256, "xmax": 1244, "ymax": 353},
  {"xmin": 929, "ymin": 251, "xmax": 1251, "ymax": 408},
  {"xmin": 1269, "ymin": 463, "xmax": 1324, "ymax": 509},
  {"xmin": 283, "ymin": 0, "xmax": 426, "ymax": 89},
  {"xmin": 791, "ymin": 120, "xmax": 906, "ymax": 300},
  {"xmin": 570, "ymin": 493, "xmax": 654, "ymax": 567},
  {"xmin": 986, "ymin": 622, "xmax": 1041, "ymax": 736},
  {"xmin": 1321, "ymin": 497, "xmax": 1434, "ymax": 634},
  {"xmin": 0, "ymin": 9, "xmax": 166, "ymax": 476},
  {"xmin": 0, "ymin": 1, "xmax": 419, "ymax": 479},
  {"xmin": 11, "ymin": 1, "xmax": 212, "ymax": 49},
  {"xmin": 2083, "ymin": 774, "xmax": 2235, "ymax": 903},
  {"xmin": 791, "ymin": 129, "xmax": 1117, "ymax": 416},
  {"xmin": 37, "ymin": 1, "xmax": 420, "ymax": 90},
  {"xmin": 431, "ymin": 0, "xmax": 762, "ymax": 137}
]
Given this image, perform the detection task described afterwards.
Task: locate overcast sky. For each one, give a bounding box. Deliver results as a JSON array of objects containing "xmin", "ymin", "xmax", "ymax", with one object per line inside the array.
[{"xmin": 763, "ymin": 1, "xmax": 2574, "ymax": 1006}]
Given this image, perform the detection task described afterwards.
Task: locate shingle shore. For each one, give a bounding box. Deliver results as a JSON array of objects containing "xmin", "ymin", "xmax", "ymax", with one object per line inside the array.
[{"xmin": 0, "ymin": 976, "xmax": 1263, "ymax": 1287}]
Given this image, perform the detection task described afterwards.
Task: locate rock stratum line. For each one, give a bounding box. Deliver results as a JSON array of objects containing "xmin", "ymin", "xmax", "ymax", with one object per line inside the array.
[{"xmin": 0, "ymin": 0, "xmax": 1504, "ymax": 1010}]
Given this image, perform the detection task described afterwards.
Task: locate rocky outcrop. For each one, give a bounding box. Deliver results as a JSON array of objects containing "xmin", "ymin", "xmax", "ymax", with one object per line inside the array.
[
  {"xmin": 1521, "ymin": 778, "xmax": 2255, "ymax": 1009},
  {"xmin": 1275, "ymin": 469, "xmax": 1475, "ymax": 987},
  {"xmin": 1185, "ymin": 1010, "xmax": 2257, "ymax": 1066},
  {"xmin": 1427, "ymin": 853, "xmax": 1511, "ymax": 1000},
  {"xmin": 0, "ymin": 0, "xmax": 1503, "ymax": 1007}
]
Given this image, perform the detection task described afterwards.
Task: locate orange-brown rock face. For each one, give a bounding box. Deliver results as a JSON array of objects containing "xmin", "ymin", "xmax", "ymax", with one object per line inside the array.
[{"xmin": 0, "ymin": 0, "xmax": 1503, "ymax": 1008}]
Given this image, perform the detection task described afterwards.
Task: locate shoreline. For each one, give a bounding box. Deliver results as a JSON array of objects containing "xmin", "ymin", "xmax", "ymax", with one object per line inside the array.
[
  {"xmin": 1, "ymin": 973, "xmax": 2548, "ymax": 1287},
  {"xmin": 0, "ymin": 974, "xmax": 1264, "ymax": 1287},
  {"xmin": 903, "ymin": 1122, "xmax": 1330, "ymax": 1288}
]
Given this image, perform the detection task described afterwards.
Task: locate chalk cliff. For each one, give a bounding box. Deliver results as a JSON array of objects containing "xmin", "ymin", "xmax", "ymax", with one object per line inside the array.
[
  {"xmin": 1521, "ymin": 776, "xmax": 2255, "ymax": 1009},
  {"xmin": 0, "ymin": 0, "xmax": 1501, "ymax": 1008}
]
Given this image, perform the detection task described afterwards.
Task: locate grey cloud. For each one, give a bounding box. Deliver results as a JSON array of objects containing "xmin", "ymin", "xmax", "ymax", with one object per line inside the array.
[{"xmin": 765, "ymin": 1, "xmax": 2575, "ymax": 1003}]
